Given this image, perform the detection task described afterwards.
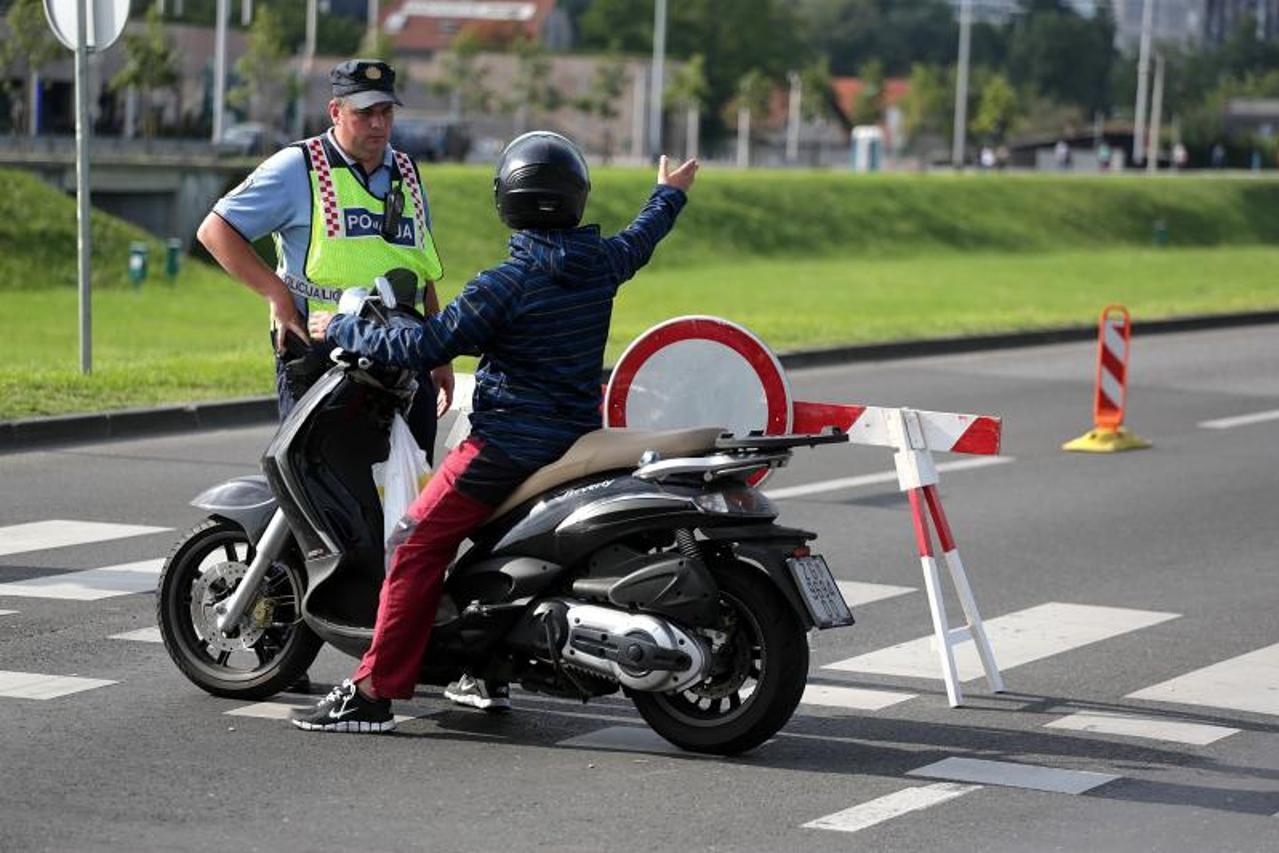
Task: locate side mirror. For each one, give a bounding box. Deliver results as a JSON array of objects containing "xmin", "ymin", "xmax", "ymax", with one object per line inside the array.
[
  {"xmin": 374, "ymin": 276, "xmax": 398, "ymax": 310},
  {"xmin": 338, "ymin": 287, "xmax": 369, "ymax": 315}
]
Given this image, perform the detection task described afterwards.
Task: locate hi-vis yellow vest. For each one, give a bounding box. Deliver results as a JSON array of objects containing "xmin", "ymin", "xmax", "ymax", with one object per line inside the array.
[{"xmin": 284, "ymin": 135, "xmax": 443, "ymax": 313}]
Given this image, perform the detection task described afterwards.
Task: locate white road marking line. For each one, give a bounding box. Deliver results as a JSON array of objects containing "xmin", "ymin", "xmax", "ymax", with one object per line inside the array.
[
  {"xmin": 558, "ymin": 725, "xmax": 707, "ymax": 756},
  {"xmin": 1127, "ymin": 642, "xmax": 1279, "ymax": 717},
  {"xmin": 1198, "ymin": 409, "xmax": 1279, "ymax": 430},
  {"xmin": 0, "ymin": 610, "xmax": 15, "ymax": 617},
  {"xmin": 108, "ymin": 627, "xmax": 163, "ymax": 643},
  {"xmin": 907, "ymin": 756, "xmax": 1119, "ymax": 794},
  {"xmin": 0, "ymin": 520, "xmax": 169, "ymax": 558},
  {"xmin": 801, "ymin": 783, "xmax": 981, "ymax": 834},
  {"xmin": 0, "ymin": 670, "xmax": 116, "ymax": 700},
  {"xmin": 836, "ymin": 581, "xmax": 915, "ymax": 607},
  {"xmin": 1043, "ymin": 711, "xmax": 1239, "ymax": 745},
  {"xmin": 824, "ymin": 602, "xmax": 1179, "ymax": 681},
  {"xmin": 0, "ymin": 558, "xmax": 163, "ymax": 600},
  {"xmin": 224, "ymin": 697, "xmax": 423, "ymax": 725},
  {"xmin": 801, "ymin": 683, "xmax": 917, "ymax": 711},
  {"xmin": 764, "ymin": 456, "xmax": 1014, "ymax": 500}
]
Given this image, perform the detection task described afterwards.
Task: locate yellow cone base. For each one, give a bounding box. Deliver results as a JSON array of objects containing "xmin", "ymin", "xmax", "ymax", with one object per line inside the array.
[{"xmin": 1062, "ymin": 426, "xmax": 1153, "ymax": 453}]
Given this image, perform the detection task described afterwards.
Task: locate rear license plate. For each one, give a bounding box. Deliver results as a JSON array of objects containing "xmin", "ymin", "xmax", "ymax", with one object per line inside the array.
[{"xmin": 785, "ymin": 555, "xmax": 854, "ymax": 628}]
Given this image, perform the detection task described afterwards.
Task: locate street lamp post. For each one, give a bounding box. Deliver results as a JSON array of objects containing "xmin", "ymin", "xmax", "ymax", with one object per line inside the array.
[
  {"xmin": 1132, "ymin": 0, "xmax": 1154, "ymax": 166},
  {"xmin": 952, "ymin": 0, "xmax": 972, "ymax": 168},
  {"xmin": 648, "ymin": 0, "xmax": 667, "ymax": 161},
  {"xmin": 1146, "ymin": 51, "xmax": 1165, "ymax": 173},
  {"xmin": 212, "ymin": 0, "xmax": 228, "ymax": 143}
]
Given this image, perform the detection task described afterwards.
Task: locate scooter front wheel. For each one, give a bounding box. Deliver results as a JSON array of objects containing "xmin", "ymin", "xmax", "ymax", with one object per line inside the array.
[{"xmin": 157, "ymin": 518, "xmax": 322, "ymax": 700}]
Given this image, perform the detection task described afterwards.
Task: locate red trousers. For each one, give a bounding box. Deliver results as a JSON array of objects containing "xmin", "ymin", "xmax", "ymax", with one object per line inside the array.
[{"xmin": 352, "ymin": 436, "xmax": 528, "ymax": 700}]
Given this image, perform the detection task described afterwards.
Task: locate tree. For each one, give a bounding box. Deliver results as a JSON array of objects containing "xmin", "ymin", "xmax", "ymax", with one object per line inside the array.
[
  {"xmin": 0, "ymin": 0, "xmax": 63, "ymax": 135},
  {"xmin": 1007, "ymin": 0, "xmax": 1115, "ymax": 115},
  {"xmin": 359, "ymin": 25, "xmax": 398, "ymax": 63},
  {"xmin": 578, "ymin": 0, "xmax": 807, "ymax": 138},
  {"xmin": 796, "ymin": 0, "xmax": 959, "ymax": 76},
  {"xmin": 851, "ymin": 59, "xmax": 886, "ymax": 126},
  {"xmin": 733, "ymin": 68, "xmax": 774, "ymax": 166},
  {"xmin": 970, "ymin": 72, "xmax": 1018, "ymax": 141},
  {"xmin": 576, "ymin": 52, "xmax": 628, "ymax": 163},
  {"xmin": 665, "ymin": 54, "xmax": 709, "ymax": 159},
  {"xmin": 504, "ymin": 36, "xmax": 561, "ymax": 134},
  {"xmin": 432, "ymin": 31, "xmax": 494, "ymax": 120},
  {"xmin": 227, "ymin": 5, "xmax": 293, "ymax": 129},
  {"xmin": 799, "ymin": 58, "xmax": 838, "ymax": 125},
  {"xmin": 900, "ymin": 63, "xmax": 951, "ymax": 151},
  {"xmin": 109, "ymin": 8, "xmax": 182, "ymax": 138}
]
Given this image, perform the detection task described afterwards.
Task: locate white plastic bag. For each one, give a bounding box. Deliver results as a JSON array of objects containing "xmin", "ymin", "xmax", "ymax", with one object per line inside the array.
[{"xmin": 371, "ymin": 413, "xmax": 431, "ymax": 563}]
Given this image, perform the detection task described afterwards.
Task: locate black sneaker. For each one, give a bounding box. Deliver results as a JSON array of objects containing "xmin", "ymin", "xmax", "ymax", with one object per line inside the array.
[
  {"xmin": 291, "ymin": 679, "xmax": 395, "ymax": 733},
  {"xmin": 444, "ymin": 674, "xmax": 511, "ymax": 712}
]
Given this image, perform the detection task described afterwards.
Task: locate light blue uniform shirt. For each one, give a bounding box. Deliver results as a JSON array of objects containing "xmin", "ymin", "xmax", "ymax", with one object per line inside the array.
[{"xmin": 212, "ymin": 130, "xmax": 432, "ymax": 310}]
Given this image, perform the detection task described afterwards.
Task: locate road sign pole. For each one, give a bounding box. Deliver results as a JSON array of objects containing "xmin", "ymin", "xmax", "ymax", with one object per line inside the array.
[
  {"xmin": 45, "ymin": 0, "xmax": 130, "ymax": 373},
  {"xmin": 75, "ymin": 0, "xmax": 92, "ymax": 374}
]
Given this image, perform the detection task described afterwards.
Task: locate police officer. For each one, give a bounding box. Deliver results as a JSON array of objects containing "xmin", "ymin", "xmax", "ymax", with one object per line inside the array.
[{"xmin": 197, "ymin": 59, "xmax": 453, "ymax": 455}]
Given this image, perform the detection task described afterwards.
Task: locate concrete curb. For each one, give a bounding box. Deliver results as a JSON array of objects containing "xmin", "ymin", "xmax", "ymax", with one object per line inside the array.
[{"xmin": 4, "ymin": 309, "xmax": 1277, "ymax": 454}]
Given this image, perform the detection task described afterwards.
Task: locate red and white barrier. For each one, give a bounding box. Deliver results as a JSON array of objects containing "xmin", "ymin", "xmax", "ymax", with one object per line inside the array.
[
  {"xmin": 606, "ymin": 316, "xmax": 1008, "ymax": 707},
  {"xmin": 1063, "ymin": 305, "xmax": 1151, "ymax": 452}
]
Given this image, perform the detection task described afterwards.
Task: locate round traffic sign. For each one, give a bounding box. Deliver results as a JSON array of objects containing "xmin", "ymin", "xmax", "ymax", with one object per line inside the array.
[
  {"xmin": 605, "ymin": 316, "xmax": 792, "ymax": 437},
  {"xmin": 43, "ymin": 0, "xmax": 129, "ymax": 53}
]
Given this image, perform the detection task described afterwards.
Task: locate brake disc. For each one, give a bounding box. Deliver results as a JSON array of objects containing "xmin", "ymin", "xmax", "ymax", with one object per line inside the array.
[{"xmin": 189, "ymin": 561, "xmax": 267, "ymax": 653}]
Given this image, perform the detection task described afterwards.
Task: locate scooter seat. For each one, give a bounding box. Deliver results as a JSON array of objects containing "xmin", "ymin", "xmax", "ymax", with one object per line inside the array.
[{"xmin": 489, "ymin": 427, "xmax": 725, "ymax": 519}]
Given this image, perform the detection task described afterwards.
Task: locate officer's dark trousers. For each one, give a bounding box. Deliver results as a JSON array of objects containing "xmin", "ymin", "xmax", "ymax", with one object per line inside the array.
[{"xmin": 273, "ymin": 342, "xmax": 439, "ymax": 465}]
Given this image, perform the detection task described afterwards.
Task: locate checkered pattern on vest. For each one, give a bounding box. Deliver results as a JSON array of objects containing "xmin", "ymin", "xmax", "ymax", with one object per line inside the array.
[
  {"xmin": 304, "ymin": 137, "xmax": 343, "ymax": 239},
  {"xmin": 393, "ymin": 150, "xmax": 428, "ymax": 251}
]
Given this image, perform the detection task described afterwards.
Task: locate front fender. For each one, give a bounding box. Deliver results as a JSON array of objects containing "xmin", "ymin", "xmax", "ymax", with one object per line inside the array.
[{"xmin": 192, "ymin": 475, "xmax": 277, "ymax": 544}]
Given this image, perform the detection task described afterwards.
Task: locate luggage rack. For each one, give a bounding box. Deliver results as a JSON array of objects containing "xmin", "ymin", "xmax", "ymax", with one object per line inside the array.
[{"xmin": 714, "ymin": 428, "xmax": 849, "ymax": 452}]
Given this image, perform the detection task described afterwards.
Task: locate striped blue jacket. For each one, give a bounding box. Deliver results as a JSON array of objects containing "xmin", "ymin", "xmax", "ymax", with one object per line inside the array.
[{"xmin": 326, "ymin": 184, "xmax": 688, "ymax": 467}]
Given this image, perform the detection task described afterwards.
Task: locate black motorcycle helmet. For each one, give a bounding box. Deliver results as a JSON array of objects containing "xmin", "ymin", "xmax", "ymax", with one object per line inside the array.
[{"xmin": 493, "ymin": 131, "xmax": 591, "ymax": 230}]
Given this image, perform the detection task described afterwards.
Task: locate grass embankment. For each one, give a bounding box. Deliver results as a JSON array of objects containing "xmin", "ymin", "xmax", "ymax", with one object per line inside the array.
[{"xmin": 2, "ymin": 166, "xmax": 1278, "ymax": 420}]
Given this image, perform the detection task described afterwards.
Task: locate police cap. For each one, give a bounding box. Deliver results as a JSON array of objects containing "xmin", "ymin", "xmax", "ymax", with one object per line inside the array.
[{"xmin": 330, "ymin": 59, "xmax": 403, "ymax": 108}]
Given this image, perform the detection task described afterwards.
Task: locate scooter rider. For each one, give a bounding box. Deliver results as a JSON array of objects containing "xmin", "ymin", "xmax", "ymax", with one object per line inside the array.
[
  {"xmin": 292, "ymin": 132, "xmax": 699, "ymax": 733},
  {"xmin": 196, "ymin": 59, "xmax": 454, "ymax": 456}
]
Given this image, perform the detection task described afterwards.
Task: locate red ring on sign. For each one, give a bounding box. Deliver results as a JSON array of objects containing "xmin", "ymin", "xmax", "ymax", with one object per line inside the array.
[{"xmin": 605, "ymin": 316, "xmax": 792, "ymax": 435}]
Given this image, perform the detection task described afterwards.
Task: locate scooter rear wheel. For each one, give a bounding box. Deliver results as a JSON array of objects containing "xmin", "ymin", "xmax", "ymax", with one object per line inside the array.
[
  {"xmin": 629, "ymin": 562, "xmax": 809, "ymax": 755},
  {"xmin": 157, "ymin": 518, "xmax": 322, "ymax": 700}
]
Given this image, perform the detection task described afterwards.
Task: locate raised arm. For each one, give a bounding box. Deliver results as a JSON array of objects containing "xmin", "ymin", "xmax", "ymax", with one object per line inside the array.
[{"xmin": 603, "ymin": 156, "xmax": 698, "ymax": 284}]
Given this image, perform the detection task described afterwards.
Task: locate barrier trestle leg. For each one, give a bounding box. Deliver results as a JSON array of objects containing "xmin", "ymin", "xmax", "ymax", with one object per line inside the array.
[{"xmin": 891, "ymin": 409, "xmax": 1005, "ymax": 707}]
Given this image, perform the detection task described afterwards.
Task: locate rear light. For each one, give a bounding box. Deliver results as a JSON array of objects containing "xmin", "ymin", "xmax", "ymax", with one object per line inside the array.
[{"xmin": 791, "ymin": 545, "xmax": 811, "ymax": 558}]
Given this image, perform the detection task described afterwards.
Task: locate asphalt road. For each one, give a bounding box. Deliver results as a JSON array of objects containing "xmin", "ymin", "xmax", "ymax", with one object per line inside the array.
[{"xmin": 2, "ymin": 325, "xmax": 1277, "ymax": 852}]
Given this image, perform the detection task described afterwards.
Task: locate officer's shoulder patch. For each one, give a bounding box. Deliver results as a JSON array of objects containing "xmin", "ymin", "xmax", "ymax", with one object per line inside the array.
[{"xmin": 226, "ymin": 174, "xmax": 255, "ymax": 198}]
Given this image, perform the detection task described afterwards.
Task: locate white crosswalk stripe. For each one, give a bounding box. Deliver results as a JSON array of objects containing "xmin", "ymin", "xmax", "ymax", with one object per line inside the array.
[
  {"xmin": 0, "ymin": 670, "xmax": 116, "ymax": 700},
  {"xmin": 0, "ymin": 520, "xmax": 169, "ymax": 558},
  {"xmin": 1126, "ymin": 642, "xmax": 1279, "ymax": 717},
  {"xmin": 108, "ymin": 627, "xmax": 163, "ymax": 643},
  {"xmin": 0, "ymin": 558, "xmax": 163, "ymax": 600},
  {"xmin": 907, "ymin": 756, "xmax": 1119, "ymax": 794},
  {"xmin": 801, "ymin": 683, "xmax": 917, "ymax": 711},
  {"xmin": 1043, "ymin": 711, "xmax": 1239, "ymax": 746},
  {"xmin": 836, "ymin": 580, "xmax": 915, "ymax": 607},
  {"xmin": 823, "ymin": 602, "xmax": 1179, "ymax": 681},
  {"xmin": 802, "ymin": 783, "xmax": 982, "ymax": 835}
]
